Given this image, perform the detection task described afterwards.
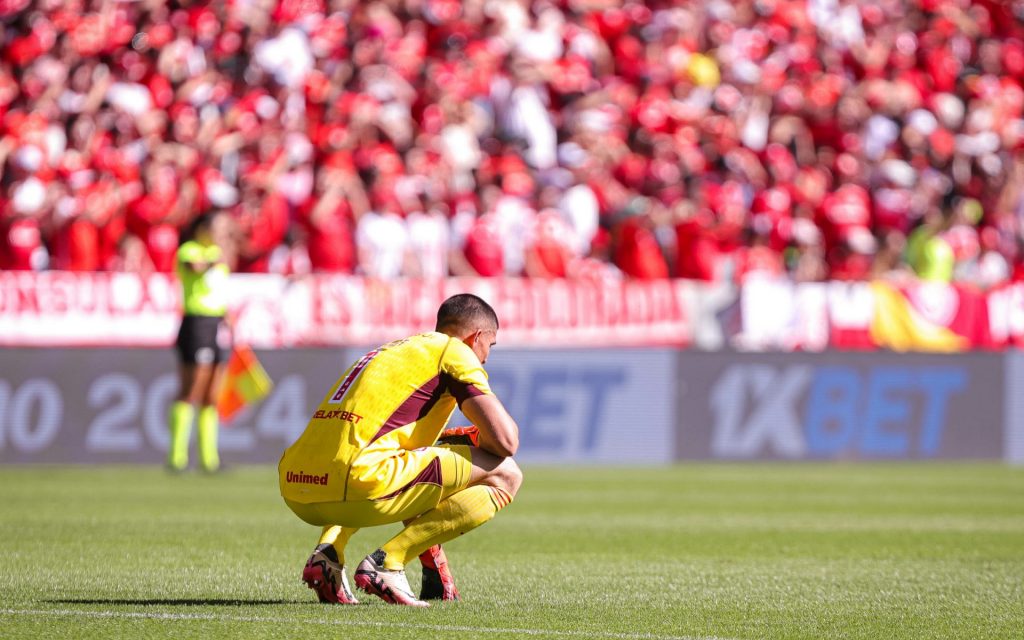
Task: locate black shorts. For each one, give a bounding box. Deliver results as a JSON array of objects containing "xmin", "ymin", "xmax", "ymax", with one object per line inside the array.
[{"xmin": 175, "ymin": 315, "xmax": 229, "ymax": 365}]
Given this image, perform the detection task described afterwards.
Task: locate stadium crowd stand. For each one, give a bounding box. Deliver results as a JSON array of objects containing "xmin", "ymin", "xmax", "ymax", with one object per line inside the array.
[{"xmin": 0, "ymin": 0, "xmax": 1023, "ymax": 286}]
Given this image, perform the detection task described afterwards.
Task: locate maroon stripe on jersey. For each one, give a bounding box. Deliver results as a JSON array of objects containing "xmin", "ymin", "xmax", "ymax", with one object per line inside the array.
[
  {"xmin": 329, "ymin": 349, "xmax": 379, "ymax": 403},
  {"xmin": 448, "ymin": 380, "xmax": 485, "ymax": 406},
  {"xmin": 375, "ymin": 456, "xmax": 443, "ymax": 501},
  {"xmin": 368, "ymin": 374, "xmax": 447, "ymax": 444}
]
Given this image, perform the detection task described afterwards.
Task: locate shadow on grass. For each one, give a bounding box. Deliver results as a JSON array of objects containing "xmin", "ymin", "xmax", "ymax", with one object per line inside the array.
[{"xmin": 45, "ymin": 598, "xmax": 304, "ymax": 606}]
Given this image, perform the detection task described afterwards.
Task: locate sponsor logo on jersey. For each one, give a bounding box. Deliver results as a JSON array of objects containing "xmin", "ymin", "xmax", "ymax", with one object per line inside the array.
[
  {"xmin": 285, "ymin": 471, "xmax": 329, "ymax": 485},
  {"xmin": 313, "ymin": 409, "xmax": 364, "ymax": 423}
]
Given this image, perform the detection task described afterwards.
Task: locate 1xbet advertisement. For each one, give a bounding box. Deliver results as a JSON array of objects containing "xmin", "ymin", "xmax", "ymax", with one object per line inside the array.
[{"xmin": 677, "ymin": 352, "xmax": 1006, "ymax": 461}]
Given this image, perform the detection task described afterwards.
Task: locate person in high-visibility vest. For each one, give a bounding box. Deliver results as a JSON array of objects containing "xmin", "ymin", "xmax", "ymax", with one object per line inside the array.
[{"xmin": 168, "ymin": 211, "xmax": 233, "ymax": 473}]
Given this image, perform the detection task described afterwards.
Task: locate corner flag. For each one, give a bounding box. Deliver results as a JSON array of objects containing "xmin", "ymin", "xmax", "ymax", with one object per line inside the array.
[{"xmin": 217, "ymin": 344, "xmax": 274, "ymax": 422}]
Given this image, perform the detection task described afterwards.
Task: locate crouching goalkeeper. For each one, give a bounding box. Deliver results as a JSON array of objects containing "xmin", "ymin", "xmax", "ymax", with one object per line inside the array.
[{"xmin": 278, "ymin": 294, "xmax": 522, "ymax": 607}]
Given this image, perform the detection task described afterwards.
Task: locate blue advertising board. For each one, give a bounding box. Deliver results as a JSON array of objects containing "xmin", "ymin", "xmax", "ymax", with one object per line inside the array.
[
  {"xmin": 0, "ymin": 347, "xmax": 675, "ymax": 464},
  {"xmin": 678, "ymin": 352, "xmax": 1005, "ymax": 460}
]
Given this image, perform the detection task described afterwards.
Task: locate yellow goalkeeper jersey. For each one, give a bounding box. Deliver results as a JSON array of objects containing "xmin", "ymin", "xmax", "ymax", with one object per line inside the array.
[{"xmin": 279, "ymin": 332, "xmax": 491, "ymax": 504}]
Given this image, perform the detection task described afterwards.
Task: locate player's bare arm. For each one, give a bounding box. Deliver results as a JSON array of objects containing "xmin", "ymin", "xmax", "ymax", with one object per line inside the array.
[{"xmin": 460, "ymin": 393, "xmax": 519, "ymax": 458}]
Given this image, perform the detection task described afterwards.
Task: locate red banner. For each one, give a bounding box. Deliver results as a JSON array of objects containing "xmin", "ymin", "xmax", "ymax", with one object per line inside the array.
[
  {"xmin": 2, "ymin": 271, "xmax": 1019, "ymax": 351},
  {"xmin": 0, "ymin": 271, "xmax": 179, "ymax": 346},
  {"xmin": 741, "ymin": 279, "xmax": 995, "ymax": 352},
  {"xmin": 0, "ymin": 272, "xmax": 694, "ymax": 348},
  {"xmin": 310, "ymin": 277, "xmax": 694, "ymax": 347},
  {"xmin": 988, "ymin": 283, "xmax": 1024, "ymax": 348}
]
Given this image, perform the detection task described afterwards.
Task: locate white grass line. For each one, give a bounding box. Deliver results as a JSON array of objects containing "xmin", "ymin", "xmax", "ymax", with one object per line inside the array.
[{"xmin": 0, "ymin": 607, "xmax": 735, "ymax": 640}]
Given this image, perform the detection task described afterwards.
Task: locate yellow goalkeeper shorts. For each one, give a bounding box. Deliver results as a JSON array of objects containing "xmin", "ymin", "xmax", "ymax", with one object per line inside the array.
[{"xmin": 284, "ymin": 444, "xmax": 473, "ymax": 528}]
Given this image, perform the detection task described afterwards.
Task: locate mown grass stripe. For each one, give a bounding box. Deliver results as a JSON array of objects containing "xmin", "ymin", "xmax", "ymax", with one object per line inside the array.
[{"xmin": 0, "ymin": 607, "xmax": 736, "ymax": 640}]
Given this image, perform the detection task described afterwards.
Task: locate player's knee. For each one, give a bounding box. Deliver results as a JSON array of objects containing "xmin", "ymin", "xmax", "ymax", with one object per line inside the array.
[
  {"xmin": 181, "ymin": 383, "xmax": 202, "ymax": 405},
  {"xmin": 496, "ymin": 456, "xmax": 523, "ymax": 497},
  {"xmin": 175, "ymin": 384, "xmax": 195, "ymax": 404}
]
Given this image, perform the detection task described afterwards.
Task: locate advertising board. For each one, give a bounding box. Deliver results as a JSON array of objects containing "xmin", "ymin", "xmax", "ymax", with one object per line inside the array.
[
  {"xmin": 677, "ymin": 352, "xmax": 1005, "ymax": 461},
  {"xmin": 0, "ymin": 347, "xmax": 675, "ymax": 465}
]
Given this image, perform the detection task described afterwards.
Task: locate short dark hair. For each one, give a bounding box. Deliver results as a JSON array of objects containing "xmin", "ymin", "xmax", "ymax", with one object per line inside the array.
[
  {"xmin": 436, "ymin": 294, "xmax": 499, "ymax": 333},
  {"xmin": 181, "ymin": 210, "xmax": 222, "ymax": 245}
]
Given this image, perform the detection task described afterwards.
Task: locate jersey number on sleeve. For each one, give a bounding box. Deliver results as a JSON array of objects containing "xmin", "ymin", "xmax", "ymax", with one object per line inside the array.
[{"xmin": 327, "ymin": 349, "xmax": 379, "ymax": 404}]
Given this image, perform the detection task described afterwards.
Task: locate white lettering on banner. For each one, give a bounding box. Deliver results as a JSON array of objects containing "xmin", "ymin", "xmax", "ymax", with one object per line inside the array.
[
  {"xmin": 87, "ymin": 374, "xmax": 179, "ymax": 452},
  {"xmin": 82, "ymin": 373, "xmax": 260, "ymax": 453},
  {"xmin": 255, "ymin": 375, "xmax": 307, "ymax": 444},
  {"xmin": 142, "ymin": 375, "xmax": 177, "ymax": 450},
  {"xmin": 738, "ymin": 280, "xmax": 791, "ymax": 349},
  {"xmin": 2, "ymin": 379, "xmax": 63, "ymax": 453},
  {"xmin": 710, "ymin": 365, "xmax": 810, "ymax": 458},
  {"xmin": 7, "ymin": 272, "xmax": 1024, "ymax": 350},
  {"xmin": 0, "ymin": 367, "xmax": 315, "ymax": 462},
  {"xmin": 87, "ymin": 374, "xmax": 144, "ymax": 451},
  {"xmin": 988, "ymin": 287, "xmax": 1010, "ymax": 344},
  {"xmin": 736, "ymin": 279, "xmax": 828, "ymax": 351},
  {"xmin": 228, "ymin": 274, "xmax": 316, "ymax": 348},
  {"xmin": 469, "ymin": 349, "xmax": 674, "ymax": 464},
  {"xmin": 795, "ymin": 283, "xmax": 829, "ymax": 350},
  {"xmin": 1, "ymin": 273, "xmax": 694, "ymax": 348},
  {"xmin": 2, "ymin": 349, "xmax": 669, "ymax": 464},
  {"xmin": 312, "ymin": 275, "xmax": 693, "ymax": 347},
  {"xmin": 908, "ymin": 282, "xmax": 959, "ymax": 327},
  {"xmin": 0, "ymin": 271, "xmax": 178, "ymax": 316},
  {"xmin": 827, "ymin": 282, "xmax": 874, "ymax": 328},
  {"xmin": 988, "ymin": 284, "xmax": 1024, "ymax": 345},
  {"xmin": 0, "ymin": 271, "xmax": 179, "ymax": 346}
]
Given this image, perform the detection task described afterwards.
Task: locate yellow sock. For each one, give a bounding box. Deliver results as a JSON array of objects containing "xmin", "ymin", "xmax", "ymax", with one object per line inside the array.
[
  {"xmin": 197, "ymin": 406, "xmax": 220, "ymax": 472},
  {"xmin": 318, "ymin": 526, "xmax": 358, "ymax": 565},
  {"xmin": 168, "ymin": 401, "xmax": 194, "ymax": 470},
  {"xmin": 379, "ymin": 485, "xmax": 513, "ymax": 570}
]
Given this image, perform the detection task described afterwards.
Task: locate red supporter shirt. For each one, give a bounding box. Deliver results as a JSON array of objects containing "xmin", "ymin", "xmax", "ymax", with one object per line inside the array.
[
  {"xmin": 237, "ymin": 193, "xmax": 289, "ymax": 273},
  {"xmin": 300, "ymin": 199, "xmax": 355, "ymax": 273},
  {"xmin": 526, "ymin": 211, "xmax": 574, "ymax": 278},
  {"xmin": 924, "ymin": 47, "xmax": 960, "ymax": 94},
  {"xmin": 99, "ymin": 212, "xmax": 127, "ymax": 270},
  {"xmin": 819, "ymin": 184, "xmax": 871, "ymax": 247},
  {"xmin": 52, "ymin": 217, "xmax": 100, "ymax": 271},
  {"xmin": 1, "ymin": 215, "xmax": 43, "ymax": 270},
  {"xmin": 735, "ymin": 245, "xmax": 785, "ymax": 283},
  {"xmin": 703, "ymin": 181, "xmax": 747, "ymax": 253},
  {"xmin": 752, "ymin": 187, "xmax": 794, "ymax": 252},
  {"xmin": 675, "ymin": 214, "xmax": 719, "ymax": 281},
  {"xmin": 828, "ymin": 250, "xmax": 872, "ymax": 281},
  {"xmin": 52, "ymin": 181, "xmax": 122, "ymax": 271},
  {"xmin": 463, "ymin": 214, "xmax": 503, "ymax": 277},
  {"xmin": 613, "ymin": 218, "xmax": 669, "ymax": 280},
  {"xmin": 127, "ymin": 193, "xmax": 180, "ymax": 273},
  {"xmin": 873, "ymin": 187, "xmax": 914, "ymax": 233}
]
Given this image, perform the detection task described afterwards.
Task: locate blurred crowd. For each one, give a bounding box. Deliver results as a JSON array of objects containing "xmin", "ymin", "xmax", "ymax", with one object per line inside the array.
[{"xmin": 1, "ymin": 0, "xmax": 1024, "ymax": 286}]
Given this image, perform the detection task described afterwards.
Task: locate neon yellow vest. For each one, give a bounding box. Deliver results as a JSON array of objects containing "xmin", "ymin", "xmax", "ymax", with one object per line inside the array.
[{"xmin": 176, "ymin": 241, "xmax": 229, "ymax": 316}]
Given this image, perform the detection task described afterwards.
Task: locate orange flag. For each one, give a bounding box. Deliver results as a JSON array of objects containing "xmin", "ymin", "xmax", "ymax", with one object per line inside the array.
[{"xmin": 217, "ymin": 345, "xmax": 274, "ymax": 422}]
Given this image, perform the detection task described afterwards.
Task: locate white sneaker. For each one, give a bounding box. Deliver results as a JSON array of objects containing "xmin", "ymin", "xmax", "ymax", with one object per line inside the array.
[{"xmin": 354, "ymin": 550, "xmax": 429, "ymax": 607}]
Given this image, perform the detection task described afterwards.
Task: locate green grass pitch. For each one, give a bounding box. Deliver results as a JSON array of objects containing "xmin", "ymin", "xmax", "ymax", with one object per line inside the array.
[{"xmin": 1, "ymin": 464, "xmax": 1022, "ymax": 640}]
